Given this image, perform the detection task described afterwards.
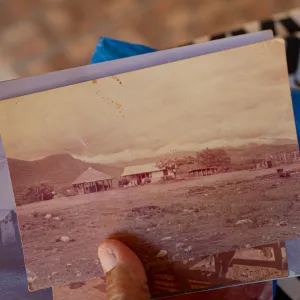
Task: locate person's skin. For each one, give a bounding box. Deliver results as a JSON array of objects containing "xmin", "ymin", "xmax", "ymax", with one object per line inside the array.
[
  {"xmin": 98, "ymin": 239, "xmax": 151, "ymax": 300},
  {"xmin": 98, "ymin": 239, "xmax": 271, "ymax": 300}
]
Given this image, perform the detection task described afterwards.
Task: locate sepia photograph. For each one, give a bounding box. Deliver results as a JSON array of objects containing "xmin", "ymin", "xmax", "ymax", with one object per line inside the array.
[
  {"xmin": 53, "ymin": 281, "xmax": 275, "ymax": 300},
  {"xmin": 0, "ymin": 39, "xmax": 298, "ymax": 290},
  {"xmin": 0, "ymin": 141, "xmax": 53, "ymax": 300},
  {"xmin": 52, "ymin": 242, "xmax": 286, "ymax": 299},
  {"xmin": 0, "ymin": 140, "xmax": 282, "ymax": 300}
]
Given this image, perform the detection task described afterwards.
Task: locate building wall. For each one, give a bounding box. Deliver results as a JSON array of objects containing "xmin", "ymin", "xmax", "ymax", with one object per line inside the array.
[
  {"xmin": 126, "ymin": 175, "xmax": 138, "ymax": 186},
  {"xmin": 256, "ymin": 151, "xmax": 300, "ymax": 170},
  {"xmin": 124, "ymin": 170, "xmax": 165, "ymax": 186},
  {"xmin": 151, "ymin": 170, "xmax": 165, "ymax": 183}
]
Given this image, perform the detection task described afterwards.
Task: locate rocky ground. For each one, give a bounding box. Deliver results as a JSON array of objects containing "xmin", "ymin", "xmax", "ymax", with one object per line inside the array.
[{"xmin": 17, "ymin": 166, "xmax": 299, "ymax": 292}]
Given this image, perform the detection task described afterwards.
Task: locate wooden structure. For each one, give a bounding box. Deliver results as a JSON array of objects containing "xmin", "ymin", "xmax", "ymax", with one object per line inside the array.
[
  {"xmin": 189, "ymin": 165, "xmax": 218, "ymax": 176},
  {"xmin": 121, "ymin": 163, "xmax": 169, "ymax": 186},
  {"xmin": 177, "ymin": 164, "xmax": 217, "ymax": 178},
  {"xmin": 147, "ymin": 242, "xmax": 286, "ymax": 294},
  {"xmin": 213, "ymin": 242, "xmax": 287, "ymax": 277},
  {"xmin": 72, "ymin": 167, "xmax": 114, "ymax": 194},
  {"xmin": 256, "ymin": 151, "xmax": 300, "ymax": 169}
]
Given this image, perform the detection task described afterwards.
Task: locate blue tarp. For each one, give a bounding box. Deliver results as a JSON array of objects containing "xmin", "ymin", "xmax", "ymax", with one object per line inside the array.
[{"xmin": 90, "ymin": 37, "xmax": 157, "ymax": 64}]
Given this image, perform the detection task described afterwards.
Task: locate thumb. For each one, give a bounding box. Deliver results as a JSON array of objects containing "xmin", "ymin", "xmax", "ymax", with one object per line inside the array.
[{"xmin": 98, "ymin": 239, "xmax": 151, "ymax": 300}]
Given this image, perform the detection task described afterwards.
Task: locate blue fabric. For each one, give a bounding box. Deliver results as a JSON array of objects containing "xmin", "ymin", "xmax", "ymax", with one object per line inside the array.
[
  {"xmin": 291, "ymin": 88, "xmax": 300, "ymax": 143},
  {"xmin": 273, "ymin": 280, "xmax": 277, "ymax": 298},
  {"xmin": 90, "ymin": 37, "xmax": 157, "ymax": 64}
]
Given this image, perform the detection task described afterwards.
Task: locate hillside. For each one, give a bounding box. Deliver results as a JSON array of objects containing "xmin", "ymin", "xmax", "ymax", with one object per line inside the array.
[
  {"xmin": 114, "ymin": 142, "xmax": 299, "ymax": 167},
  {"xmin": 7, "ymin": 142, "xmax": 299, "ymax": 194},
  {"xmin": 226, "ymin": 143, "xmax": 299, "ymax": 161},
  {"xmin": 7, "ymin": 154, "xmax": 123, "ymax": 190}
]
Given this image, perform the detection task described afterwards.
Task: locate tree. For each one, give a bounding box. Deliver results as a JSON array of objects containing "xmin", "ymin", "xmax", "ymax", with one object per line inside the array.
[
  {"xmin": 156, "ymin": 155, "xmax": 194, "ymax": 178},
  {"xmin": 196, "ymin": 148, "xmax": 231, "ymax": 170},
  {"xmin": 21, "ymin": 182, "xmax": 55, "ymax": 205}
]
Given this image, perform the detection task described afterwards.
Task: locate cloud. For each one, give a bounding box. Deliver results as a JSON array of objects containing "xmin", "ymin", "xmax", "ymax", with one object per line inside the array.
[
  {"xmin": 72, "ymin": 136, "xmax": 295, "ymax": 164},
  {"xmin": 0, "ymin": 40, "xmax": 296, "ymax": 164}
]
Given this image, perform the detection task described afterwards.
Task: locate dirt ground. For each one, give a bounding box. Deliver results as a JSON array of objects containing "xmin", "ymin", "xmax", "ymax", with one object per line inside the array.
[
  {"xmin": 17, "ymin": 165, "xmax": 300, "ymax": 291},
  {"xmin": 53, "ymin": 277, "xmax": 106, "ymax": 300}
]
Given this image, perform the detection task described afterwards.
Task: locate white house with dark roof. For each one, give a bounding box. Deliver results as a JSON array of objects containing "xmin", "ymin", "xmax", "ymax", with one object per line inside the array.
[
  {"xmin": 72, "ymin": 167, "xmax": 114, "ymax": 194},
  {"xmin": 121, "ymin": 163, "xmax": 171, "ymax": 186}
]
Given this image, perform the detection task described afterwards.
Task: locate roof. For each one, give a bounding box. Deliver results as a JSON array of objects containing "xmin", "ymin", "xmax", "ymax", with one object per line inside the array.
[
  {"xmin": 72, "ymin": 167, "xmax": 114, "ymax": 184},
  {"xmin": 122, "ymin": 163, "xmax": 164, "ymax": 176}
]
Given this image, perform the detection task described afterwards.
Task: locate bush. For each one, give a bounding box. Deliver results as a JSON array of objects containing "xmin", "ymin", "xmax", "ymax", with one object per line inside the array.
[
  {"xmin": 18, "ymin": 183, "xmax": 55, "ymax": 205},
  {"xmin": 119, "ymin": 178, "xmax": 130, "ymax": 187},
  {"xmin": 196, "ymin": 148, "xmax": 231, "ymax": 169},
  {"xmin": 57, "ymin": 186, "xmax": 77, "ymax": 197}
]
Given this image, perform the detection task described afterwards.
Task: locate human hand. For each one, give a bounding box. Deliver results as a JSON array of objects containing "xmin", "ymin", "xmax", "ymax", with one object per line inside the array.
[{"xmin": 98, "ymin": 239, "xmax": 151, "ymax": 300}]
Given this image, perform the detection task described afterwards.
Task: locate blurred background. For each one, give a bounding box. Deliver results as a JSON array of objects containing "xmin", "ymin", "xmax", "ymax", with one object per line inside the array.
[
  {"xmin": 1, "ymin": 1, "xmax": 300, "ymax": 299},
  {"xmin": 0, "ymin": 0, "xmax": 299, "ymax": 79}
]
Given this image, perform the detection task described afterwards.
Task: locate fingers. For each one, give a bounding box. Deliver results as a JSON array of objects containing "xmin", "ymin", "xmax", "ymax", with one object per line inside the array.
[{"xmin": 98, "ymin": 239, "xmax": 151, "ymax": 300}]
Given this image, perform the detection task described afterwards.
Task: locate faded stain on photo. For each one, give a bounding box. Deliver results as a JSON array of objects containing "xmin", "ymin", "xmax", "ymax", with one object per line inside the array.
[{"xmin": 0, "ymin": 39, "xmax": 298, "ymax": 292}]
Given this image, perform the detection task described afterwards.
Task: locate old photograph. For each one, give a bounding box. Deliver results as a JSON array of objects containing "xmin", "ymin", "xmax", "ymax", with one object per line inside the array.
[
  {"xmin": 0, "ymin": 140, "xmax": 53, "ymax": 300},
  {"xmin": 0, "ymin": 141, "xmax": 282, "ymax": 300},
  {"xmin": 52, "ymin": 242, "xmax": 285, "ymax": 299},
  {"xmin": 0, "ymin": 140, "xmax": 280, "ymax": 300},
  {"xmin": 285, "ymin": 238, "xmax": 300, "ymax": 276},
  {"xmin": 0, "ymin": 39, "xmax": 298, "ymax": 290},
  {"xmin": 54, "ymin": 281, "xmax": 274, "ymax": 300}
]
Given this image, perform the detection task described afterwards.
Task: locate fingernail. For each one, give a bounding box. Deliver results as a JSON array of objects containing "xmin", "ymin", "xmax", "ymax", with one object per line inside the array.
[{"xmin": 98, "ymin": 247, "xmax": 117, "ymax": 273}]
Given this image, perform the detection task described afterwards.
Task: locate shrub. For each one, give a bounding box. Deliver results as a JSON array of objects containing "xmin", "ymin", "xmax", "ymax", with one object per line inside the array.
[
  {"xmin": 57, "ymin": 186, "xmax": 77, "ymax": 197},
  {"xmin": 18, "ymin": 183, "xmax": 55, "ymax": 205},
  {"xmin": 119, "ymin": 178, "xmax": 130, "ymax": 187}
]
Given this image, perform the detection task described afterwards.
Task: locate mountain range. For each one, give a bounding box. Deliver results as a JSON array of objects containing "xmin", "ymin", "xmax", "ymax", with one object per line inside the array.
[
  {"xmin": 7, "ymin": 142, "xmax": 299, "ymax": 193},
  {"xmin": 7, "ymin": 154, "xmax": 123, "ymax": 190}
]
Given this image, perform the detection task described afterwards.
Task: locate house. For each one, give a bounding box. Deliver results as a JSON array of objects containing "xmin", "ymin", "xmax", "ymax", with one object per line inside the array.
[
  {"xmin": 189, "ymin": 164, "xmax": 218, "ymax": 176},
  {"xmin": 121, "ymin": 163, "xmax": 171, "ymax": 186},
  {"xmin": 177, "ymin": 164, "xmax": 217, "ymax": 178},
  {"xmin": 255, "ymin": 151, "xmax": 300, "ymax": 170},
  {"xmin": 0, "ymin": 210, "xmax": 17, "ymax": 249},
  {"xmin": 72, "ymin": 167, "xmax": 114, "ymax": 194}
]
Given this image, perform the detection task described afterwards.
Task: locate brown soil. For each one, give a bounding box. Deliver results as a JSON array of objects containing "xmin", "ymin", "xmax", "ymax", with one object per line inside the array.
[{"xmin": 17, "ymin": 166, "xmax": 299, "ymax": 291}]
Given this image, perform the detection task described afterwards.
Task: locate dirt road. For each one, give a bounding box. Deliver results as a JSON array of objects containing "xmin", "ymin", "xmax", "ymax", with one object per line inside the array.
[{"xmin": 17, "ymin": 166, "xmax": 300, "ymax": 290}]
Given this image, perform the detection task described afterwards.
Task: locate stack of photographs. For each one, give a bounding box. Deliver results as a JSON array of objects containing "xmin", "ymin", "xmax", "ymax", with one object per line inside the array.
[{"xmin": 0, "ymin": 30, "xmax": 300, "ymax": 300}]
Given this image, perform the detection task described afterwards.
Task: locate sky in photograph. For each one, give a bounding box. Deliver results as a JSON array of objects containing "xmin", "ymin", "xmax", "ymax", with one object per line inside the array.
[{"xmin": 0, "ymin": 39, "xmax": 297, "ymax": 164}]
